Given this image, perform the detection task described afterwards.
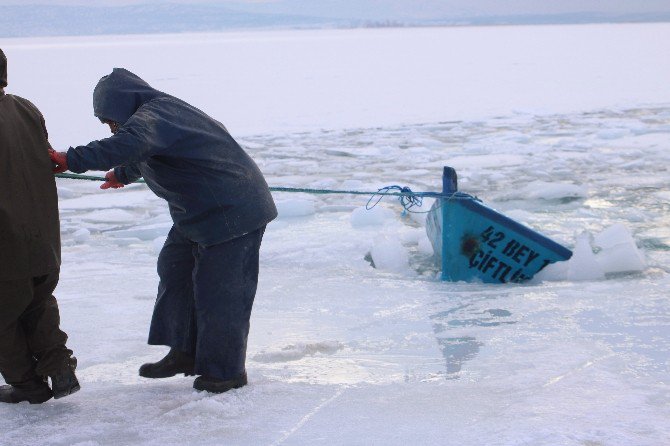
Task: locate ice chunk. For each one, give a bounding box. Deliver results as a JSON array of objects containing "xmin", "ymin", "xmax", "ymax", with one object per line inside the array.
[
  {"xmin": 418, "ymin": 234, "xmax": 434, "ymax": 255},
  {"xmin": 447, "ymin": 153, "xmax": 526, "ymax": 169},
  {"xmin": 309, "ymin": 178, "xmax": 337, "ymax": 189},
  {"xmin": 252, "ymin": 341, "xmax": 344, "ymax": 363},
  {"xmin": 534, "ymin": 259, "xmax": 569, "ymax": 281},
  {"xmin": 111, "ymin": 237, "xmax": 143, "ymax": 247},
  {"xmin": 72, "ymin": 228, "xmax": 91, "ymax": 243},
  {"xmin": 276, "ymin": 199, "xmax": 316, "ymax": 218},
  {"xmin": 351, "ymin": 206, "xmax": 394, "ymax": 228},
  {"xmin": 400, "ymin": 228, "xmax": 424, "ymax": 244},
  {"xmin": 594, "ymin": 223, "xmax": 635, "ymax": 249},
  {"xmin": 105, "ymin": 223, "xmax": 171, "ymax": 241},
  {"xmin": 594, "ymin": 224, "xmax": 646, "ymax": 274},
  {"xmin": 56, "ymin": 186, "xmax": 77, "ymax": 199},
  {"xmin": 58, "ymin": 190, "xmax": 158, "ymax": 211},
  {"xmin": 340, "ymin": 179, "xmax": 366, "ymax": 190},
  {"xmin": 408, "ymin": 198, "xmax": 435, "ymax": 227},
  {"xmin": 370, "ymin": 235, "xmax": 409, "ymax": 273},
  {"xmin": 79, "ymin": 209, "xmax": 137, "ymax": 223},
  {"xmin": 535, "ymin": 225, "xmax": 646, "ymax": 282},
  {"xmin": 596, "ymin": 128, "xmax": 630, "ymax": 140},
  {"xmin": 497, "ymin": 181, "xmax": 587, "ymax": 202},
  {"xmin": 152, "ymin": 236, "xmax": 167, "ymax": 254},
  {"xmin": 522, "ymin": 181, "xmax": 587, "ymax": 201},
  {"xmin": 567, "ymin": 233, "xmax": 605, "ymax": 281}
]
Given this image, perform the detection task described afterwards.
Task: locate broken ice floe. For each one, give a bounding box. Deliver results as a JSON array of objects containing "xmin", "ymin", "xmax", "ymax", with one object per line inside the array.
[
  {"xmin": 252, "ymin": 341, "xmax": 344, "ymax": 363},
  {"xmin": 535, "ymin": 224, "xmax": 646, "ymax": 282}
]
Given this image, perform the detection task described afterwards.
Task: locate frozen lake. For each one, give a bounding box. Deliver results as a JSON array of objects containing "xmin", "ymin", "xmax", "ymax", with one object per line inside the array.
[{"xmin": 1, "ymin": 24, "xmax": 669, "ymax": 445}]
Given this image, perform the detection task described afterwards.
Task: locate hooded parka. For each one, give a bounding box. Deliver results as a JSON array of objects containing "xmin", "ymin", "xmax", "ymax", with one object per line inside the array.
[
  {"xmin": 66, "ymin": 68, "xmax": 277, "ymax": 245},
  {"xmin": 0, "ymin": 49, "xmax": 60, "ymax": 281},
  {"xmin": 65, "ymin": 68, "xmax": 276, "ymax": 381},
  {"xmin": 0, "ymin": 48, "xmax": 73, "ymax": 389}
]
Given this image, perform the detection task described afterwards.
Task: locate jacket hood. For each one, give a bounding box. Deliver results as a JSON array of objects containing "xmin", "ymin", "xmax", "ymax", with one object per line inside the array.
[
  {"xmin": 0, "ymin": 48, "xmax": 7, "ymax": 88},
  {"xmin": 93, "ymin": 68, "xmax": 165, "ymax": 124}
]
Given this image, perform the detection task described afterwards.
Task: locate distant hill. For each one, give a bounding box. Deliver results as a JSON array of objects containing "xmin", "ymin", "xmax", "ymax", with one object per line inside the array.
[
  {"xmin": 228, "ymin": 0, "xmax": 670, "ymax": 23},
  {"xmin": 0, "ymin": 4, "xmax": 343, "ymax": 38},
  {"xmin": 1, "ymin": 3, "xmax": 669, "ymax": 38}
]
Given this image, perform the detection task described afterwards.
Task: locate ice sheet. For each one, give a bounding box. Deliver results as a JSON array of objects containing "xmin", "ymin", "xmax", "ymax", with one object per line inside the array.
[{"xmin": 1, "ymin": 25, "xmax": 669, "ymax": 446}]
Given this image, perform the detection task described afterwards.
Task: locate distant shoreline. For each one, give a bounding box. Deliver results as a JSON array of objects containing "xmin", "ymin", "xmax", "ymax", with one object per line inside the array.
[
  {"xmin": 1, "ymin": 3, "xmax": 669, "ymax": 39},
  {"xmin": 3, "ymin": 20, "xmax": 670, "ymax": 40},
  {"xmin": 3, "ymin": 22, "xmax": 670, "ymax": 45}
]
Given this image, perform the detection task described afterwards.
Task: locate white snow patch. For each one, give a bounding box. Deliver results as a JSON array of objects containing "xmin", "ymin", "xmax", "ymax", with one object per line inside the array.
[
  {"xmin": 501, "ymin": 181, "xmax": 588, "ymax": 201},
  {"xmin": 72, "ymin": 228, "xmax": 91, "ymax": 243},
  {"xmin": 594, "ymin": 224, "xmax": 647, "ymax": 274},
  {"xmin": 58, "ymin": 190, "xmax": 160, "ymax": 211},
  {"xmin": 443, "ymin": 154, "xmax": 526, "ymax": 169},
  {"xmin": 79, "ymin": 208, "xmax": 138, "ymax": 224},
  {"xmin": 350, "ymin": 206, "xmax": 395, "ymax": 227},
  {"xmin": 252, "ymin": 341, "xmax": 344, "ymax": 363},
  {"xmin": 56, "ymin": 186, "xmax": 77, "ymax": 199},
  {"xmin": 418, "ymin": 234, "xmax": 434, "ymax": 255},
  {"xmin": 596, "ymin": 128, "xmax": 630, "ymax": 140},
  {"xmin": 340, "ymin": 179, "xmax": 366, "ymax": 191},
  {"xmin": 370, "ymin": 235, "xmax": 410, "ymax": 274},
  {"xmin": 537, "ymin": 225, "xmax": 646, "ymax": 282},
  {"xmin": 152, "ymin": 236, "xmax": 167, "ymax": 254},
  {"xmin": 407, "ymin": 197, "xmax": 435, "ymax": 227},
  {"xmin": 533, "ymin": 258, "xmax": 570, "ymax": 282},
  {"xmin": 275, "ymin": 199, "xmax": 316, "ymax": 218},
  {"xmin": 105, "ymin": 223, "xmax": 171, "ymax": 241}
]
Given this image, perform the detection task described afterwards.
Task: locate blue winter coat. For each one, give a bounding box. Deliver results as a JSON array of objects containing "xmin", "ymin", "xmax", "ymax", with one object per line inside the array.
[{"xmin": 67, "ymin": 68, "xmax": 277, "ymax": 246}]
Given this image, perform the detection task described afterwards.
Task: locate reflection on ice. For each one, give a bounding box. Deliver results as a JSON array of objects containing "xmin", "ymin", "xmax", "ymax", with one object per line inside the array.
[
  {"xmin": 435, "ymin": 337, "xmax": 483, "ymax": 375},
  {"xmin": 431, "ymin": 300, "xmax": 516, "ymax": 375}
]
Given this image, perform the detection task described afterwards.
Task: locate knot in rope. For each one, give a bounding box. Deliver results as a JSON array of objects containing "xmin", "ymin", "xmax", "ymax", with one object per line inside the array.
[{"xmin": 366, "ymin": 185, "xmax": 424, "ymax": 213}]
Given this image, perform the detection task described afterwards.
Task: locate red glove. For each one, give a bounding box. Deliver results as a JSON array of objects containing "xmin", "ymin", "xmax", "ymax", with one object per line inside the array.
[
  {"xmin": 100, "ymin": 170, "xmax": 125, "ymax": 190},
  {"xmin": 49, "ymin": 149, "xmax": 68, "ymax": 173}
]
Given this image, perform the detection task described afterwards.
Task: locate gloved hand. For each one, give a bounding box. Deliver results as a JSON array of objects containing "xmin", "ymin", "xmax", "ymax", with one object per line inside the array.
[
  {"xmin": 100, "ymin": 170, "xmax": 125, "ymax": 190},
  {"xmin": 49, "ymin": 149, "xmax": 68, "ymax": 173}
]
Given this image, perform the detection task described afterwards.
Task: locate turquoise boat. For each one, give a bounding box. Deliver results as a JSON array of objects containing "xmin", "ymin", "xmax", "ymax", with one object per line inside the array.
[{"xmin": 426, "ymin": 167, "xmax": 572, "ymax": 283}]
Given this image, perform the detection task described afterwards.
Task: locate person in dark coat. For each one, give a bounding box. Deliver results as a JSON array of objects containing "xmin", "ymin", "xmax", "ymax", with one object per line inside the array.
[
  {"xmin": 0, "ymin": 48, "xmax": 80, "ymax": 404},
  {"xmin": 50, "ymin": 68, "xmax": 277, "ymax": 393}
]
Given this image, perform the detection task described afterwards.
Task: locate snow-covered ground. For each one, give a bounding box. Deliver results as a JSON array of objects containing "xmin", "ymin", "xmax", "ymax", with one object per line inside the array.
[{"xmin": 1, "ymin": 24, "xmax": 669, "ymax": 445}]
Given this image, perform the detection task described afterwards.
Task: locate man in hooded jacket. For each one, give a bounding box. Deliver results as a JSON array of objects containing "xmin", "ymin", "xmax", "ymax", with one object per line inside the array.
[
  {"xmin": 50, "ymin": 68, "xmax": 277, "ymax": 393},
  {"xmin": 0, "ymin": 48, "xmax": 80, "ymax": 404}
]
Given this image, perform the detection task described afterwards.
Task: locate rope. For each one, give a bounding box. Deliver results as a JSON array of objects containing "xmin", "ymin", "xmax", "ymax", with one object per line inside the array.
[
  {"xmin": 366, "ymin": 185, "xmax": 424, "ymax": 213},
  {"xmin": 54, "ymin": 172, "xmax": 472, "ymax": 213}
]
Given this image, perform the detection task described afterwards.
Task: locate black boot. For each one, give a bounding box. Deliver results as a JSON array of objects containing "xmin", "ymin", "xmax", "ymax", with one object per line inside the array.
[
  {"xmin": 193, "ymin": 372, "xmax": 247, "ymax": 394},
  {"xmin": 139, "ymin": 348, "xmax": 195, "ymax": 378},
  {"xmin": 50, "ymin": 357, "xmax": 80, "ymax": 399},
  {"xmin": 0, "ymin": 377, "xmax": 52, "ymax": 404}
]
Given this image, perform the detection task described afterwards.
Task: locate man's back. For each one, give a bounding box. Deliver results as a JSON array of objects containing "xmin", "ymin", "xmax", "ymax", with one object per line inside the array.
[
  {"xmin": 0, "ymin": 47, "xmax": 79, "ymax": 406},
  {"xmin": 0, "ymin": 92, "xmax": 61, "ymax": 280}
]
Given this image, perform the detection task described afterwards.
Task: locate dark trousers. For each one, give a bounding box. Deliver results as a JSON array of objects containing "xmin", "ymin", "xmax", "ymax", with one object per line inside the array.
[
  {"xmin": 0, "ymin": 271, "xmax": 72, "ymax": 385},
  {"xmin": 148, "ymin": 226, "xmax": 265, "ymax": 380}
]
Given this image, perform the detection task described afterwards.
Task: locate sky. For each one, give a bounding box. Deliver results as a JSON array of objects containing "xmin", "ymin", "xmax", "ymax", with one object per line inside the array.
[{"xmin": 1, "ymin": 0, "xmax": 670, "ymax": 16}]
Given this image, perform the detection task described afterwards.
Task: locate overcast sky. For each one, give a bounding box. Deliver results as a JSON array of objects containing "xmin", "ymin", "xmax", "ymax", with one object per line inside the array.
[{"xmin": 1, "ymin": 0, "xmax": 670, "ymax": 15}]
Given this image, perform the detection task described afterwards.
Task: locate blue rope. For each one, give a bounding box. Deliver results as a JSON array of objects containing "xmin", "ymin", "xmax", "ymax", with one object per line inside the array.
[
  {"xmin": 54, "ymin": 173, "xmax": 474, "ymax": 214},
  {"xmin": 367, "ymin": 186, "xmax": 426, "ymax": 213}
]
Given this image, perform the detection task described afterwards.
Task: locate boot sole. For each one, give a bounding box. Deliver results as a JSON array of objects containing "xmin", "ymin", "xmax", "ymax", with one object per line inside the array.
[
  {"xmin": 139, "ymin": 371, "xmax": 195, "ymax": 379},
  {"xmin": 3, "ymin": 392, "xmax": 53, "ymax": 404},
  {"xmin": 1, "ymin": 385, "xmax": 53, "ymax": 404},
  {"xmin": 193, "ymin": 382, "xmax": 246, "ymax": 393},
  {"xmin": 193, "ymin": 375, "xmax": 248, "ymax": 393},
  {"xmin": 53, "ymin": 383, "xmax": 80, "ymax": 399},
  {"xmin": 28, "ymin": 396, "xmax": 53, "ymax": 404},
  {"xmin": 21, "ymin": 392, "xmax": 53, "ymax": 404}
]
